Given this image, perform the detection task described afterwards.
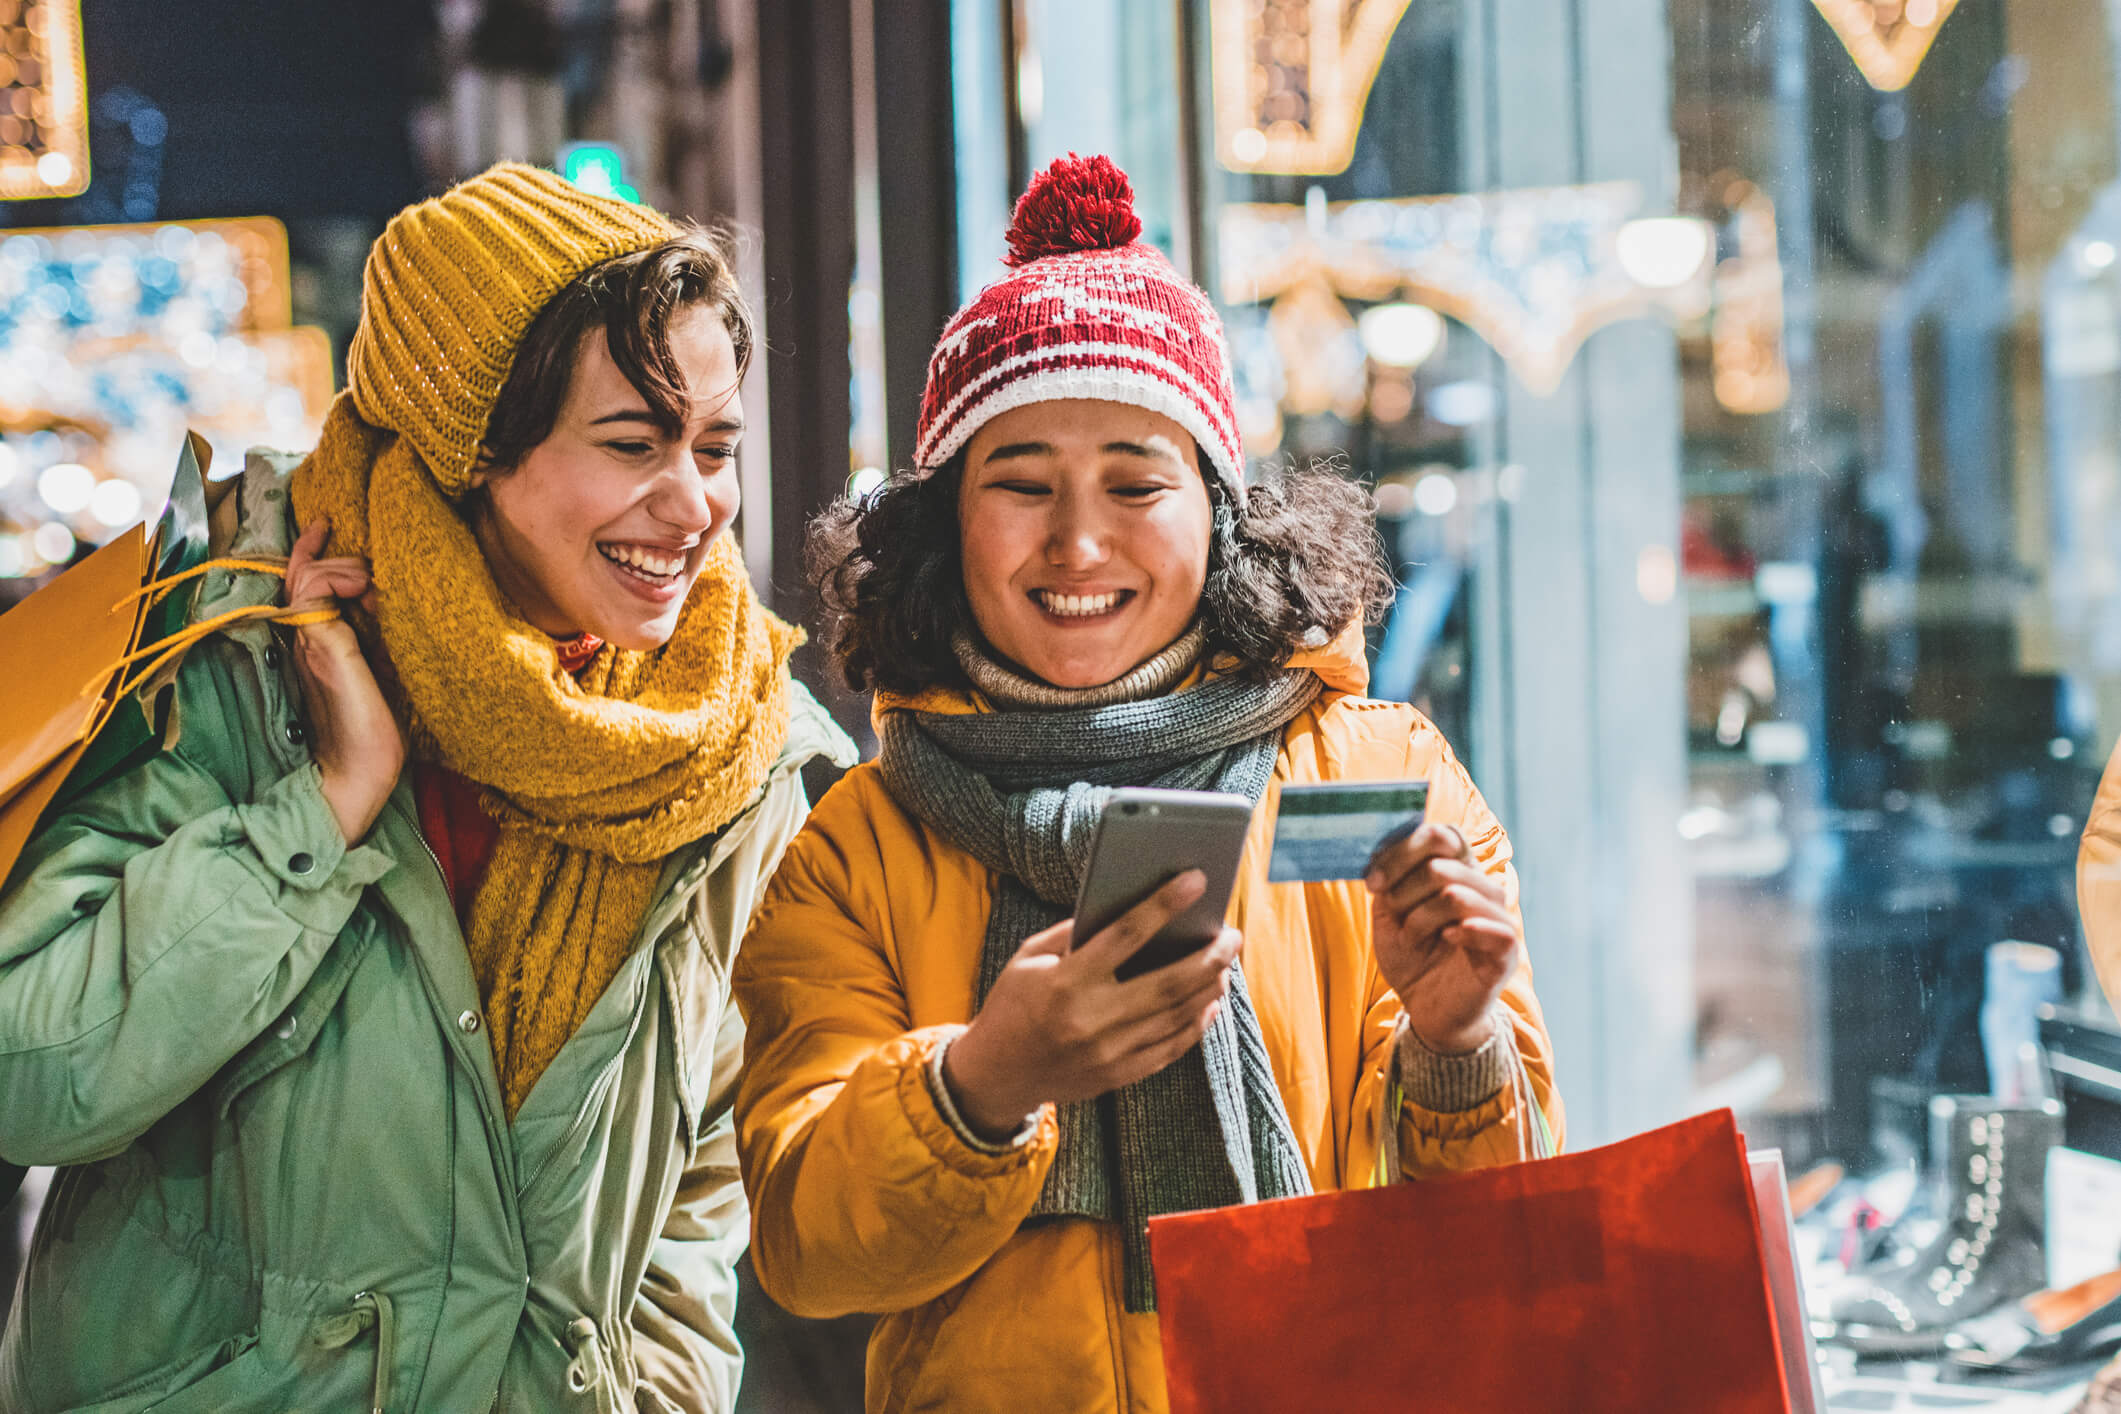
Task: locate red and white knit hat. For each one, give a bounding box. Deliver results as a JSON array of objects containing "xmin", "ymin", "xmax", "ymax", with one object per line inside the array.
[{"xmin": 913, "ymin": 154, "xmax": 1247, "ymax": 504}]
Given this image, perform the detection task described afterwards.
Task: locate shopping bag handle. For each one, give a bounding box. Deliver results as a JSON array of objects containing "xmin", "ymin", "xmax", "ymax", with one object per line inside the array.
[
  {"xmin": 112, "ymin": 555, "xmax": 294, "ymax": 613},
  {"xmin": 1373, "ymin": 1014, "xmax": 1557, "ymax": 1186},
  {"xmin": 105, "ymin": 558, "xmax": 339, "ymax": 704}
]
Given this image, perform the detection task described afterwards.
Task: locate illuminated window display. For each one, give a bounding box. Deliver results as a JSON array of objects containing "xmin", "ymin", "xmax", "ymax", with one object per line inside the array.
[
  {"xmin": 0, "ymin": 217, "xmax": 332, "ymax": 579},
  {"xmin": 957, "ymin": 0, "xmax": 2121, "ymax": 1398}
]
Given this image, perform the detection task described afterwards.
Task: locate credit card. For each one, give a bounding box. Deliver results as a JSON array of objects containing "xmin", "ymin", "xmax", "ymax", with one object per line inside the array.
[{"xmin": 1267, "ymin": 780, "xmax": 1429, "ymax": 883}]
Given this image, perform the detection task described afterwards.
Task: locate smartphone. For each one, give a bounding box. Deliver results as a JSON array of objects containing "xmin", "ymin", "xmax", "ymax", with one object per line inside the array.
[{"xmin": 1072, "ymin": 788, "xmax": 1256, "ymax": 981}]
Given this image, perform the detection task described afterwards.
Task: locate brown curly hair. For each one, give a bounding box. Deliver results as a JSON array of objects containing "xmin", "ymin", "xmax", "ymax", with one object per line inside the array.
[{"xmin": 807, "ymin": 454, "xmax": 1396, "ymax": 696}]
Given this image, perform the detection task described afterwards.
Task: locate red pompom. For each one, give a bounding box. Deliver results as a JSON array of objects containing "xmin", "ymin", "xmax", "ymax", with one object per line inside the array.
[{"xmin": 1003, "ymin": 153, "xmax": 1143, "ymax": 267}]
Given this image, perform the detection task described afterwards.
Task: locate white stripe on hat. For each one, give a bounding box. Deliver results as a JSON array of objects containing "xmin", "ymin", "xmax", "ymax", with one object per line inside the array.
[{"xmin": 917, "ymin": 339, "xmax": 1245, "ymax": 499}]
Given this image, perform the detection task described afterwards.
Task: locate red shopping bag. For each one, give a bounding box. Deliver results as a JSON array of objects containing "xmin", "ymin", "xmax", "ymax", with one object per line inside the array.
[{"xmin": 1148, "ymin": 1109, "xmax": 1792, "ymax": 1414}]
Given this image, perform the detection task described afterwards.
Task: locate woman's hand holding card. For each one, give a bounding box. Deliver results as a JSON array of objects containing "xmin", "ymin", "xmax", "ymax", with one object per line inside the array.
[{"xmin": 1365, "ymin": 822, "xmax": 1521, "ymax": 1055}]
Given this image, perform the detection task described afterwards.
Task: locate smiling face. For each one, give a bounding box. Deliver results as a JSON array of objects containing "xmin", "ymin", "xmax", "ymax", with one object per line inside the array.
[
  {"xmin": 467, "ymin": 304, "xmax": 743, "ymax": 651},
  {"xmin": 957, "ymin": 398, "xmax": 1213, "ymax": 689}
]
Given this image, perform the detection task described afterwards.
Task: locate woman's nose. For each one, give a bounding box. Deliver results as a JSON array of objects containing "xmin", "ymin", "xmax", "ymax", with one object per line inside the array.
[
  {"xmin": 652, "ymin": 453, "xmax": 719, "ymax": 535},
  {"xmin": 1045, "ymin": 496, "xmax": 1109, "ymax": 567}
]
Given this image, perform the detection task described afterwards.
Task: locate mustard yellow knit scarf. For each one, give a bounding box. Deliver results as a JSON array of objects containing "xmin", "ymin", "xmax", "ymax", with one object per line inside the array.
[{"xmin": 293, "ymin": 395, "xmax": 798, "ymax": 1115}]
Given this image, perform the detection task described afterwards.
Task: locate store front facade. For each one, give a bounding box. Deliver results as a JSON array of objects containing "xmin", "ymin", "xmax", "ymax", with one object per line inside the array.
[
  {"xmin": 832, "ymin": 0, "xmax": 2118, "ymax": 1397},
  {"xmin": 929, "ymin": 0, "xmax": 2114, "ymax": 1168}
]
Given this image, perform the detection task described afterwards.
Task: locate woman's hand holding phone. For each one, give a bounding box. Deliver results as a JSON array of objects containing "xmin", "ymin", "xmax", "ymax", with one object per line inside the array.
[
  {"xmin": 1367, "ymin": 822, "xmax": 1521, "ymax": 1055},
  {"xmin": 942, "ymin": 870, "xmax": 1240, "ymax": 1143}
]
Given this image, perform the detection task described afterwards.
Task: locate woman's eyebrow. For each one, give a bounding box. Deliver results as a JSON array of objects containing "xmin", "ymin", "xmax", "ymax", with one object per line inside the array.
[
  {"xmin": 1103, "ymin": 439, "xmax": 1181, "ymax": 462},
  {"xmin": 982, "ymin": 441, "xmax": 1055, "ymax": 462},
  {"xmin": 590, "ymin": 407, "xmax": 746, "ymax": 436}
]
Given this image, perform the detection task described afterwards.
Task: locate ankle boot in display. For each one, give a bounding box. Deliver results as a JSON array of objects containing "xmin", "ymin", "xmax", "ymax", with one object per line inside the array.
[
  {"xmin": 1819, "ymin": 1096, "xmax": 2063, "ymax": 1357},
  {"xmin": 1943, "ymin": 1266, "xmax": 2121, "ymax": 1372}
]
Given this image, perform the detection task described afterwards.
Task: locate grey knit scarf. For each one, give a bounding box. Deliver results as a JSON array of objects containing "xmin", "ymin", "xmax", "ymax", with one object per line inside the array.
[{"xmin": 877, "ymin": 666, "xmax": 1321, "ymax": 1311}]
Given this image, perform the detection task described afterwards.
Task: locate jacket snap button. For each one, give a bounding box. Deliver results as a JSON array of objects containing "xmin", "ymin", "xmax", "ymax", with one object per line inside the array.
[
  {"xmin": 457, "ymin": 1010, "xmax": 482, "ymax": 1033},
  {"xmin": 274, "ymin": 1014, "xmax": 298, "ymax": 1041},
  {"xmin": 288, "ymin": 852, "xmax": 315, "ymax": 876},
  {"xmin": 284, "ymin": 721, "xmax": 306, "ymax": 746},
  {"xmin": 263, "ymin": 644, "xmax": 282, "ymax": 671}
]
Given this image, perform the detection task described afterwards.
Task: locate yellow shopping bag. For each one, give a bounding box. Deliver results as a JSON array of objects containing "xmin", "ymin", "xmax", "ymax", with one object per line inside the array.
[
  {"xmin": 0, "ymin": 434, "xmax": 332, "ymax": 887},
  {"xmin": 0, "ymin": 514, "xmax": 166, "ymax": 886}
]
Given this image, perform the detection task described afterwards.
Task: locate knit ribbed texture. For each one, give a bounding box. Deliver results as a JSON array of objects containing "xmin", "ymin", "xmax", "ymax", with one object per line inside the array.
[
  {"xmin": 951, "ymin": 623, "xmax": 1204, "ymax": 712},
  {"xmin": 877, "ymin": 669, "xmax": 1322, "ymax": 1312},
  {"xmin": 1394, "ymin": 1006, "xmax": 1518, "ymax": 1114},
  {"xmin": 913, "ymin": 155, "xmax": 1246, "ymax": 502},
  {"xmin": 347, "ymin": 162, "xmax": 678, "ymax": 499},
  {"xmin": 292, "ymin": 163, "xmax": 795, "ymax": 1117},
  {"xmin": 926, "ymin": 1035, "xmax": 1037, "ymax": 1155}
]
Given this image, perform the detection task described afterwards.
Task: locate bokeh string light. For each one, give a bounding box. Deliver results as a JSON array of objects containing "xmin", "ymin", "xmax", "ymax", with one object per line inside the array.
[
  {"xmin": 1211, "ymin": 0, "xmax": 1415, "ymax": 175},
  {"xmin": 1218, "ymin": 184, "xmax": 1720, "ymax": 456},
  {"xmin": 1809, "ymin": 0, "xmax": 1962, "ymax": 92},
  {"xmin": 0, "ymin": 0, "xmax": 88, "ymax": 201},
  {"xmin": 0, "ymin": 217, "xmax": 332, "ymax": 581}
]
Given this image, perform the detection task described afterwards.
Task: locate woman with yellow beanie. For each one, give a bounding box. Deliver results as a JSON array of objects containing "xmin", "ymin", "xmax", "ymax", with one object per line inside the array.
[{"xmin": 0, "ymin": 163, "xmax": 850, "ymax": 1412}]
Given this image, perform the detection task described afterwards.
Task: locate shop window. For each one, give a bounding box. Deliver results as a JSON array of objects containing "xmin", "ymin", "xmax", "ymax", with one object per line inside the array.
[{"xmin": 956, "ymin": 0, "xmax": 2121, "ymax": 1395}]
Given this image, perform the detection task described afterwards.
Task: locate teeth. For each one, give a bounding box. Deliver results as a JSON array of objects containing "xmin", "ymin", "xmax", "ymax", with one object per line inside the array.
[
  {"xmin": 600, "ymin": 544, "xmax": 686, "ymax": 578},
  {"xmin": 1040, "ymin": 590, "xmax": 1121, "ymax": 617}
]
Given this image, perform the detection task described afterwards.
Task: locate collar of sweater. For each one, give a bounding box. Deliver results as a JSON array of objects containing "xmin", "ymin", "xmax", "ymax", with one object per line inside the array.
[
  {"xmin": 878, "ymin": 619, "xmax": 1371, "ymax": 724},
  {"xmin": 949, "ymin": 623, "xmax": 1205, "ymax": 711}
]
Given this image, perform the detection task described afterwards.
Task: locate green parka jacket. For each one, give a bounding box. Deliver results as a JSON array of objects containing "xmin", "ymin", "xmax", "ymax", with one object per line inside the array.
[{"xmin": 0, "ymin": 456, "xmax": 854, "ymax": 1413}]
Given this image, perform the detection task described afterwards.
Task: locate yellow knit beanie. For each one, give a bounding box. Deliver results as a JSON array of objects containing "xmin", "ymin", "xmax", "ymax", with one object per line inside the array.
[{"xmin": 346, "ymin": 162, "xmax": 680, "ymax": 498}]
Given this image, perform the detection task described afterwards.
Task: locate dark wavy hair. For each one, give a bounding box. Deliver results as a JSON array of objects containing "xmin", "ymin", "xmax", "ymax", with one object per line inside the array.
[
  {"xmin": 476, "ymin": 226, "xmax": 754, "ymax": 471},
  {"xmin": 807, "ymin": 451, "xmax": 1396, "ymax": 696}
]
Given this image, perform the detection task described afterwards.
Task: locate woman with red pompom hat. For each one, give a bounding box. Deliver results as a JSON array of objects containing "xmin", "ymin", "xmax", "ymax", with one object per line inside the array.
[{"xmin": 733, "ymin": 154, "xmax": 1563, "ymax": 1411}]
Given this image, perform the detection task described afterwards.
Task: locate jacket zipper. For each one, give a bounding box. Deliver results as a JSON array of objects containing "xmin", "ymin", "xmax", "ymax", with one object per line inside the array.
[{"xmin": 410, "ymin": 827, "xmax": 447, "ymax": 900}]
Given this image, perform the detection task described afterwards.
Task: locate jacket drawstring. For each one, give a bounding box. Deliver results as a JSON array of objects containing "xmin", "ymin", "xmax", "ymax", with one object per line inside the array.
[
  {"xmin": 561, "ymin": 1316, "xmax": 627, "ymax": 1414},
  {"xmin": 313, "ymin": 1288, "xmax": 396, "ymax": 1414}
]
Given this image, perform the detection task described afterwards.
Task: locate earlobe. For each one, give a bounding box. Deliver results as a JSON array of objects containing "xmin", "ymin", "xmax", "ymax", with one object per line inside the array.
[{"xmin": 467, "ymin": 447, "xmax": 514, "ymax": 491}]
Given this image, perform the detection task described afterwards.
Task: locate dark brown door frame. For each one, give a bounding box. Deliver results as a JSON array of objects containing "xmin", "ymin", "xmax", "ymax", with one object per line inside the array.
[
  {"xmin": 874, "ymin": 0, "xmax": 960, "ymax": 474},
  {"xmin": 755, "ymin": 1, "xmax": 857, "ymax": 637},
  {"xmin": 753, "ymin": 0, "xmax": 960, "ymax": 757}
]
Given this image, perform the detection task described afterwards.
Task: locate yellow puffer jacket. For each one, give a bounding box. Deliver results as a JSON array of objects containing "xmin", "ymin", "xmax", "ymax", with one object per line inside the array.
[
  {"xmin": 2079, "ymin": 740, "xmax": 2121, "ymax": 1003},
  {"xmin": 732, "ymin": 630, "xmax": 1563, "ymax": 1413}
]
